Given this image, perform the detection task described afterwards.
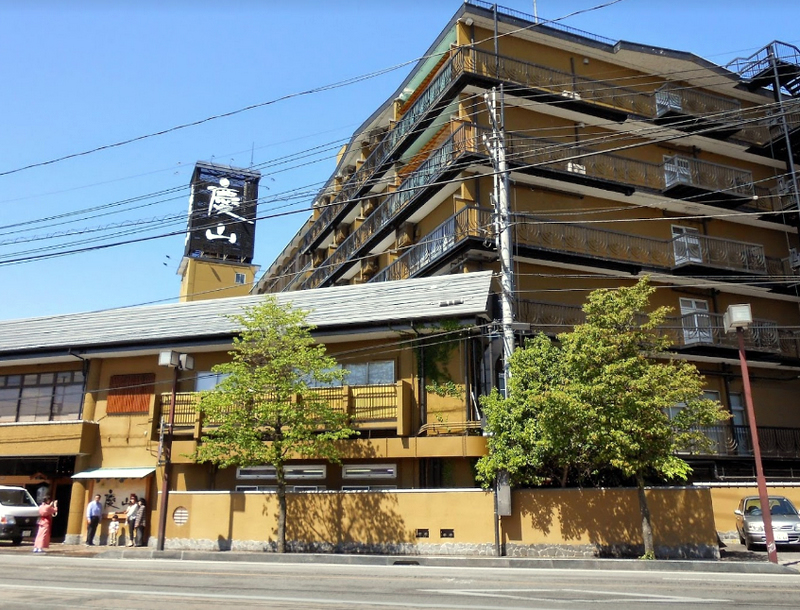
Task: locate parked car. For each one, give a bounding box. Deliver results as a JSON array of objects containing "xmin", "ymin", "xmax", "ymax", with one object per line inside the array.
[
  {"xmin": 734, "ymin": 495, "xmax": 800, "ymax": 550},
  {"xmin": 0, "ymin": 485, "xmax": 39, "ymax": 545}
]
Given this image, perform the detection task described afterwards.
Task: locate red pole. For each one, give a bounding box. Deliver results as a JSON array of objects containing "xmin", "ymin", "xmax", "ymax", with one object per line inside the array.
[
  {"xmin": 156, "ymin": 366, "xmax": 178, "ymax": 551},
  {"xmin": 738, "ymin": 327, "xmax": 778, "ymax": 564}
]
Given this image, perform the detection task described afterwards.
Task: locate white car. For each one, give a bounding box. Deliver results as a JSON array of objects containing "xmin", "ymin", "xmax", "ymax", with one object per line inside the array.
[{"xmin": 0, "ymin": 486, "xmax": 40, "ymax": 546}]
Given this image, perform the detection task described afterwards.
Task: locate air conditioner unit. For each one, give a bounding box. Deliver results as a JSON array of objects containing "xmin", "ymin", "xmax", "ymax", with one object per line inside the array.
[
  {"xmin": 567, "ymin": 161, "xmax": 586, "ymax": 175},
  {"xmin": 790, "ymin": 248, "xmax": 800, "ymax": 269}
]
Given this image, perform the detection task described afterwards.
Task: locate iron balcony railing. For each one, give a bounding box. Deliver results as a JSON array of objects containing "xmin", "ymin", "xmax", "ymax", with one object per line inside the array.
[
  {"xmin": 655, "ymin": 82, "xmax": 742, "ymax": 121},
  {"xmin": 302, "ymin": 123, "xmax": 478, "ymax": 289},
  {"xmin": 373, "ymin": 206, "xmax": 770, "ymax": 283},
  {"xmin": 680, "ymin": 424, "xmax": 800, "ymax": 459},
  {"xmin": 514, "ymin": 298, "xmax": 800, "ymax": 360},
  {"xmin": 289, "ymin": 39, "xmax": 790, "ymax": 268},
  {"xmin": 158, "ymin": 383, "xmax": 403, "ymax": 434},
  {"xmin": 663, "ymin": 154, "xmax": 756, "ymax": 199}
]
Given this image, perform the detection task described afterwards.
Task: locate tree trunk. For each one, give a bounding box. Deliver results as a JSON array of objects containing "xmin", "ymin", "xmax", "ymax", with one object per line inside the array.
[
  {"xmin": 276, "ymin": 466, "xmax": 287, "ymax": 553},
  {"xmin": 636, "ymin": 472, "xmax": 655, "ymax": 559}
]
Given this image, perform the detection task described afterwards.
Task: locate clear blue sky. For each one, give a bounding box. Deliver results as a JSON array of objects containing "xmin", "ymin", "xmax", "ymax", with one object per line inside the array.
[{"xmin": 1, "ymin": 0, "xmax": 798, "ymax": 321}]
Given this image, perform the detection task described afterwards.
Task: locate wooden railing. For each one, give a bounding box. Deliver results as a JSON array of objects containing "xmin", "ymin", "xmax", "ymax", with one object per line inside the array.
[{"xmin": 157, "ymin": 382, "xmax": 406, "ymax": 434}]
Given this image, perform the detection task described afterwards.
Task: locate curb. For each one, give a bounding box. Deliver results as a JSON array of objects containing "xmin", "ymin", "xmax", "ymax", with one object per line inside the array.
[{"xmin": 95, "ymin": 548, "xmax": 797, "ymax": 574}]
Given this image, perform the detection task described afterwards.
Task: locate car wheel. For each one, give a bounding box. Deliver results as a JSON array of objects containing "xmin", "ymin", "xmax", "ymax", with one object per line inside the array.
[
  {"xmin": 745, "ymin": 536, "xmax": 754, "ymax": 551},
  {"xmin": 738, "ymin": 531, "xmax": 745, "ymax": 545},
  {"xmin": 11, "ymin": 538, "xmax": 22, "ymax": 546}
]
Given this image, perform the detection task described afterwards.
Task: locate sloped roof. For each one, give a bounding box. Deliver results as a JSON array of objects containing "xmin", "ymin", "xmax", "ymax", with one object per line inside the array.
[{"xmin": 0, "ymin": 272, "xmax": 493, "ymax": 359}]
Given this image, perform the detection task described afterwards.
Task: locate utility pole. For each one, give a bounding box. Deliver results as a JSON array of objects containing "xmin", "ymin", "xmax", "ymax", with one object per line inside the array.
[
  {"xmin": 483, "ymin": 86, "xmax": 515, "ymax": 399},
  {"xmin": 483, "ymin": 86, "xmax": 515, "ymax": 559}
]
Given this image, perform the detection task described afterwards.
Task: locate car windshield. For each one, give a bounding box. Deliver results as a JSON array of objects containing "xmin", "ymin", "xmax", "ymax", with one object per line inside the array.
[
  {"xmin": 744, "ymin": 497, "xmax": 799, "ymax": 516},
  {"xmin": 0, "ymin": 489, "xmax": 37, "ymax": 507}
]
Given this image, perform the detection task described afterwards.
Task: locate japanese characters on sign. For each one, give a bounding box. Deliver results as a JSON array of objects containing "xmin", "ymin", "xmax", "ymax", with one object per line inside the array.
[{"xmin": 184, "ymin": 162, "xmax": 260, "ymax": 262}]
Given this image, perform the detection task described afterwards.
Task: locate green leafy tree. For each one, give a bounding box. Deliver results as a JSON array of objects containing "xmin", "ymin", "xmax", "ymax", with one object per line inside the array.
[
  {"xmin": 476, "ymin": 278, "xmax": 728, "ymax": 558},
  {"xmin": 194, "ymin": 297, "xmax": 355, "ymax": 553}
]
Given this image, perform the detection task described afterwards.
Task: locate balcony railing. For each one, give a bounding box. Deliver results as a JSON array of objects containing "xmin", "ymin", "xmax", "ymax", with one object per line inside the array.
[
  {"xmin": 157, "ymin": 383, "xmax": 406, "ymax": 434},
  {"xmin": 372, "ymin": 207, "xmax": 493, "ymax": 283},
  {"xmin": 515, "ymin": 299, "xmax": 800, "ymax": 360},
  {"xmin": 681, "ymin": 425, "xmax": 800, "ymax": 458},
  {"xmin": 663, "ymin": 154, "xmax": 755, "ymax": 199},
  {"xmin": 302, "ymin": 123, "xmax": 479, "ymax": 289},
  {"xmin": 655, "ymin": 82, "xmax": 742, "ymax": 121}
]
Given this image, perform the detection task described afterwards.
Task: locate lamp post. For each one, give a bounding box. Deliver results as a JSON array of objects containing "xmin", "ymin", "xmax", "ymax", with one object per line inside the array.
[
  {"xmin": 724, "ymin": 304, "xmax": 778, "ymax": 564},
  {"xmin": 156, "ymin": 350, "xmax": 194, "ymax": 552}
]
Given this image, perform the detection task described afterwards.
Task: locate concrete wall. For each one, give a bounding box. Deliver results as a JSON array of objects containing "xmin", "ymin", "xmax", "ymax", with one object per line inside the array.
[{"xmin": 147, "ymin": 486, "xmax": 718, "ymax": 559}]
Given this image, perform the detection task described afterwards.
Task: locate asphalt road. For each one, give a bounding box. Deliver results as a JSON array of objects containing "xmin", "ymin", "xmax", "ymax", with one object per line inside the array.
[{"xmin": 0, "ymin": 555, "xmax": 799, "ymax": 610}]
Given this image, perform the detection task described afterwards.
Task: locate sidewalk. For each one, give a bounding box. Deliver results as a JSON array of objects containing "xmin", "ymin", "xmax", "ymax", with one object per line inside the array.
[{"xmin": 1, "ymin": 541, "xmax": 797, "ymax": 574}]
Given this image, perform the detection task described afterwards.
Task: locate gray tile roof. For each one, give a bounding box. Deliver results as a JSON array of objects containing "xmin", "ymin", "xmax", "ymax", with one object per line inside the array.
[{"xmin": 0, "ymin": 272, "xmax": 493, "ymax": 357}]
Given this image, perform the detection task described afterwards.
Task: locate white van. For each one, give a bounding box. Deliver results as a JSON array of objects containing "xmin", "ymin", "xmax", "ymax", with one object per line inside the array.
[{"xmin": 0, "ymin": 486, "xmax": 39, "ymax": 545}]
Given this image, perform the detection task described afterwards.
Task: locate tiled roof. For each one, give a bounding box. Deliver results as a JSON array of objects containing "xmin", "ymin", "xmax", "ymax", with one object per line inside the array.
[{"xmin": 0, "ymin": 272, "xmax": 492, "ymax": 357}]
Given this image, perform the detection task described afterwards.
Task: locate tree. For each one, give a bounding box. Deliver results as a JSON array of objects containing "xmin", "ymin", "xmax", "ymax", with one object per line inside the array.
[
  {"xmin": 476, "ymin": 278, "xmax": 728, "ymax": 558},
  {"xmin": 194, "ymin": 297, "xmax": 355, "ymax": 553}
]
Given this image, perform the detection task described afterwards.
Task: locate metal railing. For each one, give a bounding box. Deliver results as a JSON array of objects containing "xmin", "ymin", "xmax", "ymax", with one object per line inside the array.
[
  {"xmin": 663, "ymin": 154, "xmax": 755, "ymax": 199},
  {"xmin": 726, "ymin": 41, "xmax": 800, "ymax": 82},
  {"xmin": 372, "ymin": 207, "xmax": 493, "ymax": 283},
  {"xmin": 302, "ymin": 123, "xmax": 477, "ymax": 289},
  {"xmin": 655, "ymin": 82, "xmax": 742, "ymax": 120},
  {"xmin": 514, "ymin": 299, "xmax": 799, "ymax": 359},
  {"xmin": 680, "ymin": 425, "xmax": 800, "ymax": 458}
]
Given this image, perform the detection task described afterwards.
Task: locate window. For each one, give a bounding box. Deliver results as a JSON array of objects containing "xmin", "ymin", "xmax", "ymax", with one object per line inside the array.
[
  {"xmin": 237, "ymin": 465, "xmax": 327, "ymax": 480},
  {"xmin": 342, "ymin": 464, "xmax": 397, "ymax": 480},
  {"xmin": 235, "ymin": 485, "xmax": 325, "ymax": 492},
  {"xmin": 304, "ymin": 360, "xmax": 395, "ymax": 388},
  {"xmin": 234, "ymin": 272, "xmax": 246, "ymax": 285},
  {"xmin": 195, "ymin": 371, "xmax": 230, "ymax": 392},
  {"xmin": 342, "ymin": 485, "xmax": 397, "ymax": 491},
  {"xmin": 0, "ymin": 371, "xmax": 84, "ymax": 423},
  {"xmin": 106, "ymin": 374, "xmax": 155, "ymax": 415},
  {"xmin": 346, "ymin": 361, "xmax": 395, "ymax": 386}
]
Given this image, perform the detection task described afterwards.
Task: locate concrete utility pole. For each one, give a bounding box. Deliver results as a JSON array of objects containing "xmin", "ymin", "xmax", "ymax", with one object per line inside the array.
[{"xmin": 483, "ymin": 86, "xmax": 515, "ymax": 399}]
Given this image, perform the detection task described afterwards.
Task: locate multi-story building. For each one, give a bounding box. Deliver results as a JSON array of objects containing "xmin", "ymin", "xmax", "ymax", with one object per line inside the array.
[{"xmin": 255, "ymin": 1, "xmax": 800, "ymax": 482}]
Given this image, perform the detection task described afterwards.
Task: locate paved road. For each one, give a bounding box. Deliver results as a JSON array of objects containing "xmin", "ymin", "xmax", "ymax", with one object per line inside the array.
[{"xmin": 0, "ymin": 555, "xmax": 799, "ymax": 609}]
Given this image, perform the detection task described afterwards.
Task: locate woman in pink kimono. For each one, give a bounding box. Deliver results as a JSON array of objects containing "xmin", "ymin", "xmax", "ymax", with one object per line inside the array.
[{"xmin": 33, "ymin": 496, "xmax": 57, "ymax": 553}]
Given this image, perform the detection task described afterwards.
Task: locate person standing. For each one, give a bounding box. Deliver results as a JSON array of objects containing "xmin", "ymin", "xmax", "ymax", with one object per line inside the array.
[
  {"xmin": 85, "ymin": 494, "xmax": 102, "ymax": 546},
  {"xmin": 125, "ymin": 494, "xmax": 138, "ymax": 547},
  {"xmin": 33, "ymin": 496, "xmax": 57, "ymax": 553},
  {"xmin": 134, "ymin": 498, "xmax": 147, "ymax": 547}
]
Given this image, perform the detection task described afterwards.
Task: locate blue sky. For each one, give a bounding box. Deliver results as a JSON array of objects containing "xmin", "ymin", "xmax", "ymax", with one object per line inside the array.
[{"xmin": 1, "ymin": 0, "xmax": 799, "ymax": 321}]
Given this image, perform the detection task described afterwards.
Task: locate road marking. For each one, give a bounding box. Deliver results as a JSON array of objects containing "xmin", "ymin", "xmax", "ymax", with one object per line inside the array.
[{"xmin": 421, "ymin": 587, "xmax": 730, "ymax": 604}]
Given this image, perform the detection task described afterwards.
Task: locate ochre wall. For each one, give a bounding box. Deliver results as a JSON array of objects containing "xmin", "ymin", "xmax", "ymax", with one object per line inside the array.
[
  {"xmin": 152, "ymin": 486, "xmax": 716, "ymax": 551},
  {"xmin": 709, "ymin": 486, "xmax": 800, "ymax": 534}
]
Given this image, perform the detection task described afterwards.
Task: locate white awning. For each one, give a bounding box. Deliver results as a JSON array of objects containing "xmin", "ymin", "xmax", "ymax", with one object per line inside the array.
[{"xmin": 71, "ymin": 467, "xmax": 156, "ymax": 480}]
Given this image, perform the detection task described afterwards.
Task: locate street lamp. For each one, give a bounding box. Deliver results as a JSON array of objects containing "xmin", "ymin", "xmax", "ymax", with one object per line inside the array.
[
  {"xmin": 156, "ymin": 350, "xmax": 194, "ymax": 552},
  {"xmin": 724, "ymin": 304, "xmax": 778, "ymax": 564}
]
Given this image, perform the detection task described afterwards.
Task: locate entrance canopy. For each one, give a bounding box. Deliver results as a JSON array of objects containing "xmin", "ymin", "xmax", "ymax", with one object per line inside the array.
[{"xmin": 71, "ymin": 467, "xmax": 155, "ymax": 480}]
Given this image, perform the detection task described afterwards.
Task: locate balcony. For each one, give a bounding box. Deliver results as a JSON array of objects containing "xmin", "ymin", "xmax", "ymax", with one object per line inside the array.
[
  {"xmin": 515, "ymin": 299, "xmax": 800, "ymax": 361},
  {"xmin": 375, "ymin": 206, "xmax": 770, "ymax": 283},
  {"xmin": 302, "ymin": 123, "xmax": 481, "ymax": 289},
  {"xmin": 662, "ymin": 155, "xmax": 756, "ymax": 205},
  {"xmin": 0, "ymin": 420, "xmax": 98, "ymax": 457},
  {"xmin": 157, "ymin": 381, "xmax": 411, "ymax": 438},
  {"xmin": 655, "ymin": 83, "xmax": 744, "ymax": 138},
  {"xmin": 681, "ymin": 425, "xmax": 800, "ymax": 459}
]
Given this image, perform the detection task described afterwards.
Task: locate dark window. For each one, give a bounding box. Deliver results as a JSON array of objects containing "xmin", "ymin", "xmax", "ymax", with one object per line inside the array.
[{"xmin": 0, "ymin": 371, "xmax": 84, "ymax": 423}]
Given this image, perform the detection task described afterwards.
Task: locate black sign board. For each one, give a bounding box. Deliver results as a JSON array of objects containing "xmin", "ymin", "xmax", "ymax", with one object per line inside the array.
[{"xmin": 184, "ymin": 162, "xmax": 261, "ymax": 263}]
